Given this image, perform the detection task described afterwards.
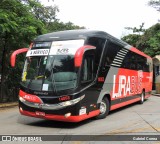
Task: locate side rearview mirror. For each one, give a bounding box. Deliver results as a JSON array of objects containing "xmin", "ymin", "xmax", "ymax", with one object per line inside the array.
[
  {"xmin": 74, "ymin": 45, "xmax": 96, "ymax": 67},
  {"xmin": 10, "ymin": 48, "xmax": 28, "ymax": 67}
]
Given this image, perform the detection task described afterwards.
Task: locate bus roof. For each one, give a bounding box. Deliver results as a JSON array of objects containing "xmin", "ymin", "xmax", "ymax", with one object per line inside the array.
[
  {"xmin": 33, "ymin": 29, "xmax": 151, "ymax": 59},
  {"xmin": 34, "ymin": 29, "xmax": 129, "ymax": 47}
]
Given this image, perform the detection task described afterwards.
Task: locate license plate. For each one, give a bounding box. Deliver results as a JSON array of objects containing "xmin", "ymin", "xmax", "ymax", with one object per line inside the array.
[{"xmin": 35, "ymin": 111, "xmax": 45, "ymax": 116}]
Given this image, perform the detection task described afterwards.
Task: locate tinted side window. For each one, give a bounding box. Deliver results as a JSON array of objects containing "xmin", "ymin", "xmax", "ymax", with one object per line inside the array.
[
  {"xmin": 103, "ymin": 41, "xmax": 123, "ymax": 67},
  {"xmin": 81, "ymin": 53, "xmax": 94, "ymax": 83},
  {"xmin": 82, "ymin": 56, "xmax": 94, "ymax": 82},
  {"xmin": 86, "ymin": 37, "xmax": 105, "ymax": 68},
  {"xmin": 122, "ymin": 51, "xmax": 150, "ymax": 72},
  {"xmin": 122, "ymin": 52, "xmax": 136, "ymax": 69}
]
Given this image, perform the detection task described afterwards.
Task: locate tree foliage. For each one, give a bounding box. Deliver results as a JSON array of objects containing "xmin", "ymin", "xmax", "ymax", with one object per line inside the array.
[
  {"xmin": 125, "ymin": 23, "xmax": 145, "ymax": 34},
  {"xmin": 121, "ymin": 23, "xmax": 145, "ymax": 48},
  {"xmin": 121, "ymin": 34, "xmax": 141, "ymax": 47},
  {"xmin": 122, "ymin": 0, "xmax": 160, "ymax": 57},
  {"xmin": 47, "ymin": 21, "xmax": 85, "ymax": 32},
  {"xmin": 0, "ymin": 0, "xmax": 47, "ymax": 102},
  {"xmin": 121, "ymin": 23, "xmax": 160, "ymax": 57},
  {"xmin": 137, "ymin": 23, "xmax": 160, "ymax": 56},
  {"xmin": 148, "ymin": 0, "xmax": 160, "ymax": 11},
  {"xmin": 20, "ymin": 0, "xmax": 59, "ymax": 23}
]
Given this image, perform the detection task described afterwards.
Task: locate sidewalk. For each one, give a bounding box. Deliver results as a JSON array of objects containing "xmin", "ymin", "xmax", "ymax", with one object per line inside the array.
[
  {"xmin": 0, "ymin": 102, "xmax": 18, "ymax": 108},
  {"xmin": 151, "ymin": 90, "xmax": 160, "ymax": 97},
  {"xmin": 153, "ymin": 94, "xmax": 160, "ymax": 97}
]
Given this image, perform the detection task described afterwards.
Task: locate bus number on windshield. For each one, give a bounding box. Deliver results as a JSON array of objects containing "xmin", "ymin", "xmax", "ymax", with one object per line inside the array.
[{"xmin": 57, "ymin": 48, "xmax": 69, "ymax": 54}]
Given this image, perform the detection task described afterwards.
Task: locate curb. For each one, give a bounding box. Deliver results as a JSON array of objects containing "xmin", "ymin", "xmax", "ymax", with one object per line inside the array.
[
  {"xmin": 153, "ymin": 94, "xmax": 160, "ymax": 97},
  {"xmin": 151, "ymin": 92, "xmax": 160, "ymax": 97},
  {"xmin": 0, "ymin": 102, "xmax": 18, "ymax": 108}
]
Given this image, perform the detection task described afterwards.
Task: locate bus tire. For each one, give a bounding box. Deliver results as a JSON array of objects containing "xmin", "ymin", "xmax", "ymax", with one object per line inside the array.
[
  {"xmin": 96, "ymin": 97, "xmax": 110, "ymax": 119},
  {"xmin": 139, "ymin": 91, "xmax": 145, "ymax": 104}
]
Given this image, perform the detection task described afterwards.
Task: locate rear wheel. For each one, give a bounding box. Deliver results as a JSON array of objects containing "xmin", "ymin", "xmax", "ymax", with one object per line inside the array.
[
  {"xmin": 96, "ymin": 97, "xmax": 110, "ymax": 119},
  {"xmin": 139, "ymin": 91, "xmax": 145, "ymax": 104}
]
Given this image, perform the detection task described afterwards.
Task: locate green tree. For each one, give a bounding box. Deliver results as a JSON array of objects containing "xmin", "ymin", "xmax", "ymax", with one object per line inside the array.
[
  {"xmin": 125, "ymin": 23, "xmax": 145, "ymax": 35},
  {"xmin": 121, "ymin": 23, "xmax": 160, "ymax": 57},
  {"xmin": 121, "ymin": 23, "xmax": 145, "ymax": 48},
  {"xmin": 20, "ymin": 0, "xmax": 59, "ymax": 24},
  {"xmin": 0, "ymin": 0, "xmax": 50, "ymax": 102},
  {"xmin": 121, "ymin": 34, "xmax": 141, "ymax": 47},
  {"xmin": 47, "ymin": 20, "xmax": 85, "ymax": 32},
  {"xmin": 122, "ymin": 0, "xmax": 160, "ymax": 57},
  {"xmin": 137, "ymin": 23, "xmax": 160, "ymax": 57},
  {"xmin": 149, "ymin": 0, "xmax": 160, "ymax": 12},
  {"xmin": 148, "ymin": 0, "xmax": 160, "ymax": 22},
  {"xmin": 0, "ymin": 0, "xmax": 84, "ymax": 102}
]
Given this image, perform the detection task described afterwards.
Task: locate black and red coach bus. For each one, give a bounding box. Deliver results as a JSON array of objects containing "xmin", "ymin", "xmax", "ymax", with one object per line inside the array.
[{"xmin": 11, "ymin": 30, "xmax": 153, "ymax": 122}]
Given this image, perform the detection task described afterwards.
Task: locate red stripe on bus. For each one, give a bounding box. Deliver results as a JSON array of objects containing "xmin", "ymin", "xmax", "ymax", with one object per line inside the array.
[
  {"xmin": 19, "ymin": 109, "xmax": 100, "ymax": 122},
  {"xmin": 130, "ymin": 47, "xmax": 151, "ymax": 59},
  {"xmin": 110, "ymin": 97, "xmax": 141, "ymax": 111},
  {"xmin": 19, "ymin": 90, "xmax": 42, "ymax": 104}
]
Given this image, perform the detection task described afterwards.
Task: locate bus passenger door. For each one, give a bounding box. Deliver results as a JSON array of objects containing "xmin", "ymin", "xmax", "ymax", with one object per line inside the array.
[{"xmin": 80, "ymin": 50, "xmax": 101, "ymax": 113}]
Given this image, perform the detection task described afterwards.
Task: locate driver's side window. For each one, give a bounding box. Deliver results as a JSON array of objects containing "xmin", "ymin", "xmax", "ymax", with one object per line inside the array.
[{"xmin": 81, "ymin": 54, "xmax": 94, "ymax": 83}]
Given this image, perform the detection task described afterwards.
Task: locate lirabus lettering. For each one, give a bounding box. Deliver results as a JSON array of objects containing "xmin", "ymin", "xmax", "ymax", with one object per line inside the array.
[{"xmin": 112, "ymin": 74, "xmax": 142, "ymax": 98}]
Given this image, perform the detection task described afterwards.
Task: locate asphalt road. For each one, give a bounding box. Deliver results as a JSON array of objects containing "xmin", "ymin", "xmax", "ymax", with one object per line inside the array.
[{"xmin": 0, "ymin": 95, "xmax": 160, "ymax": 144}]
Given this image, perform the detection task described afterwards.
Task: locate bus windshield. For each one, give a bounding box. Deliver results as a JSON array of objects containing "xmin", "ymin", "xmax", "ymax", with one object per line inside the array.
[{"xmin": 21, "ymin": 55, "xmax": 77, "ymax": 92}]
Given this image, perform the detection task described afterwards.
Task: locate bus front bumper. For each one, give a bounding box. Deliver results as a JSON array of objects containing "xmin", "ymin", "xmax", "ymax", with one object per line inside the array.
[{"xmin": 19, "ymin": 108, "xmax": 100, "ymax": 122}]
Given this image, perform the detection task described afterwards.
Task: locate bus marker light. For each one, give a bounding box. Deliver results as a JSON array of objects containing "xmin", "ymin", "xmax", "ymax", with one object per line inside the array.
[
  {"xmin": 64, "ymin": 113, "xmax": 71, "ymax": 118},
  {"xmin": 20, "ymin": 107, "xmax": 23, "ymax": 111},
  {"xmin": 59, "ymin": 95, "xmax": 70, "ymax": 101},
  {"xmin": 19, "ymin": 96, "xmax": 26, "ymax": 102}
]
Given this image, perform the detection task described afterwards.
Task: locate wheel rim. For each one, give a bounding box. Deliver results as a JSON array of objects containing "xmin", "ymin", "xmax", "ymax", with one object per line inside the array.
[{"xmin": 100, "ymin": 101, "xmax": 107, "ymax": 115}]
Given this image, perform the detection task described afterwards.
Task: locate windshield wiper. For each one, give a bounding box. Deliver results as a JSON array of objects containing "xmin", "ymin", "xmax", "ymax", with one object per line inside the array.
[
  {"xmin": 27, "ymin": 74, "xmax": 36, "ymax": 89},
  {"xmin": 48, "ymin": 56, "xmax": 57, "ymax": 93},
  {"xmin": 27, "ymin": 64, "xmax": 39, "ymax": 89}
]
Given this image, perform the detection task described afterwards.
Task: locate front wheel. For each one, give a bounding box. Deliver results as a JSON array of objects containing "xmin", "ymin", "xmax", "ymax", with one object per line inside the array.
[
  {"xmin": 139, "ymin": 92, "xmax": 145, "ymax": 104},
  {"xmin": 96, "ymin": 97, "xmax": 110, "ymax": 119}
]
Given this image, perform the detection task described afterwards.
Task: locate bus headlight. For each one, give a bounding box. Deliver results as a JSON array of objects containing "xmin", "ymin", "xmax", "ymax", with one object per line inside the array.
[
  {"xmin": 19, "ymin": 96, "xmax": 26, "ymax": 102},
  {"xmin": 60, "ymin": 95, "xmax": 85, "ymax": 107}
]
